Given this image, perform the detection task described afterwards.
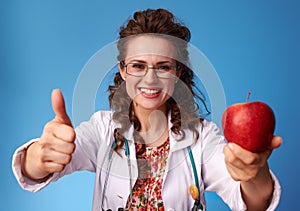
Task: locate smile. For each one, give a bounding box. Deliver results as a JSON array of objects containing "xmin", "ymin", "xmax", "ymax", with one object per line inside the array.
[{"xmin": 139, "ymin": 88, "xmax": 162, "ymax": 96}]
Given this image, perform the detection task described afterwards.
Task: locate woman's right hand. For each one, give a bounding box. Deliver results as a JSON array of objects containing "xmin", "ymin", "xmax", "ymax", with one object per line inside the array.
[{"xmin": 23, "ymin": 89, "xmax": 76, "ymax": 180}]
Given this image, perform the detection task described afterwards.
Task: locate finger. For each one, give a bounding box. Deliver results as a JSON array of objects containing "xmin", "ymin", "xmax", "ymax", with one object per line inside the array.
[
  {"xmin": 48, "ymin": 137, "xmax": 76, "ymax": 155},
  {"xmin": 52, "ymin": 123, "xmax": 76, "ymax": 142},
  {"xmin": 270, "ymin": 136, "xmax": 282, "ymax": 150},
  {"xmin": 51, "ymin": 89, "xmax": 72, "ymax": 126},
  {"xmin": 42, "ymin": 149, "xmax": 72, "ymax": 165},
  {"xmin": 227, "ymin": 143, "xmax": 259, "ymax": 165},
  {"xmin": 224, "ymin": 145, "xmax": 254, "ymax": 170},
  {"xmin": 42, "ymin": 162, "xmax": 65, "ymax": 173},
  {"xmin": 262, "ymin": 136, "xmax": 283, "ymax": 160}
]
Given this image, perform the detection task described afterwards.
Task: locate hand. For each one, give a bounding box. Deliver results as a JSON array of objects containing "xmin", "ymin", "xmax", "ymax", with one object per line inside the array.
[
  {"xmin": 224, "ymin": 136, "xmax": 282, "ymax": 210},
  {"xmin": 24, "ymin": 89, "xmax": 76, "ymax": 180},
  {"xmin": 223, "ymin": 136, "xmax": 282, "ymax": 182}
]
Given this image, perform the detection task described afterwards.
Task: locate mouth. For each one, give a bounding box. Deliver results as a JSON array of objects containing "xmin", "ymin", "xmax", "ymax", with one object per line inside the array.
[{"xmin": 139, "ymin": 87, "xmax": 162, "ymax": 97}]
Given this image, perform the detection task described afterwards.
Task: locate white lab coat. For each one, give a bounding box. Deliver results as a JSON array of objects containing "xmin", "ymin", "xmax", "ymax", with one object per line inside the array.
[{"xmin": 12, "ymin": 111, "xmax": 281, "ymax": 211}]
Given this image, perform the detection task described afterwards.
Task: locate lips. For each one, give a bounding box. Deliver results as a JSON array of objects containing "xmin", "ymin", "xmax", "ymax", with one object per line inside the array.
[{"xmin": 139, "ymin": 87, "xmax": 162, "ymax": 98}]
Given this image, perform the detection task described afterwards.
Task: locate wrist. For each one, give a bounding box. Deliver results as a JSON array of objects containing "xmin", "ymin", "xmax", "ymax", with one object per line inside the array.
[{"xmin": 241, "ymin": 164, "xmax": 274, "ymax": 210}]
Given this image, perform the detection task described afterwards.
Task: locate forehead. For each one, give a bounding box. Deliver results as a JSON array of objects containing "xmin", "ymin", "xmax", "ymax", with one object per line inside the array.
[{"xmin": 125, "ymin": 35, "xmax": 177, "ymax": 60}]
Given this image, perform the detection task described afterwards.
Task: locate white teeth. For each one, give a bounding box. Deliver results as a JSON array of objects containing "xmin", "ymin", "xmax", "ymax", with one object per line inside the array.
[{"xmin": 140, "ymin": 88, "xmax": 160, "ymax": 95}]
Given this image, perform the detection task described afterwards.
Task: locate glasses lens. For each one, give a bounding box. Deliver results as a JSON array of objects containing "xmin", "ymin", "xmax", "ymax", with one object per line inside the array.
[
  {"xmin": 126, "ymin": 63, "xmax": 147, "ymax": 77},
  {"xmin": 155, "ymin": 65, "xmax": 176, "ymax": 78}
]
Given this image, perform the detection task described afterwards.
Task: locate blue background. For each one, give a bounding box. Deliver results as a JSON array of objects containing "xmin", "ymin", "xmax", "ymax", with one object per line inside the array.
[{"xmin": 1, "ymin": 0, "xmax": 299, "ymax": 210}]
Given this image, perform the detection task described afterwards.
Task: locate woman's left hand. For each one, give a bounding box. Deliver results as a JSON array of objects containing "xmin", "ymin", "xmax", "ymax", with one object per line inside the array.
[
  {"xmin": 223, "ymin": 136, "xmax": 282, "ymax": 182},
  {"xmin": 224, "ymin": 136, "xmax": 282, "ymax": 210}
]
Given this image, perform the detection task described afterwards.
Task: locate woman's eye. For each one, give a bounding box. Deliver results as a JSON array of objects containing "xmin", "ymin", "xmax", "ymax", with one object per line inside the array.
[
  {"xmin": 158, "ymin": 65, "xmax": 172, "ymax": 71},
  {"xmin": 132, "ymin": 64, "xmax": 146, "ymax": 70}
]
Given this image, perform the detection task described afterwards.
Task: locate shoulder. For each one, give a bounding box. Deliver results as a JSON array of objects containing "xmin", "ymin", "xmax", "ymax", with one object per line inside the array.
[
  {"xmin": 192, "ymin": 119, "xmax": 225, "ymax": 149},
  {"xmin": 74, "ymin": 110, "xmax": 116, "ymax": 147},
  {"xmin": 92, "ymin": 110, "xmax": 114, "ymax": 122},
  {"xmin": 177, "ymin": 119, "xmax": 223, "ymax": 144},
  {"xmin": 75, "ymin": 110, "xmax": 116, "ymax": 135},
  {"xmin": 199, "ymin": 119, "xmax": 222, "ymax": 138}
]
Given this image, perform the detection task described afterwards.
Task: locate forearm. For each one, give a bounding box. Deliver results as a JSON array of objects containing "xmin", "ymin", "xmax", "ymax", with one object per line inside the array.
[{"xmin": 241, "ymin": 164, "xmax": 274, "ymax": 211}]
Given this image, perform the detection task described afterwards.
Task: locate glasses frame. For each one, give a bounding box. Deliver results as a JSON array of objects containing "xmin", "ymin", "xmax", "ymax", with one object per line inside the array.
[{"xmin": 120, "ymin": 61, "xmax": 180, "ymax": 79}]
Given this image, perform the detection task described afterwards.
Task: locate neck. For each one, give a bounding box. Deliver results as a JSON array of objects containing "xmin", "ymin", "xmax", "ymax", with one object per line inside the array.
[{"xmin": 134, "ymin": 104, "xmax": 169, "ymax": 147}]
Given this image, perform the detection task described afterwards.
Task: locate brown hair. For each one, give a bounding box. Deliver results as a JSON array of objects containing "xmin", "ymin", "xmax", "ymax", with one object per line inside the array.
[{"xmin": 108, "ymin": 9, "xmax": 209, "ymax": 153}]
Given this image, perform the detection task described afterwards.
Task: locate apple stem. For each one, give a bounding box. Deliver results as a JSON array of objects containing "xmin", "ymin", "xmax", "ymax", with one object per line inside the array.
[{"xmin": 246, "ymin": 92, "xmax": 251, "ymax": 103}]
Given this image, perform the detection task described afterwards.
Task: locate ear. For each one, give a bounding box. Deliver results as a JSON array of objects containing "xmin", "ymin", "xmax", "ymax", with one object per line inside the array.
[{"xmin": 118, "ymin": 61, "xmax": 126, "ymax": 80}]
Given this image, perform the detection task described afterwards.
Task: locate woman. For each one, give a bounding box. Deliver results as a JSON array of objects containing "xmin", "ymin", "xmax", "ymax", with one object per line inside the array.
[{"xmin": 12, "ymin": 8, "xmax": 282, "ymax": 211}]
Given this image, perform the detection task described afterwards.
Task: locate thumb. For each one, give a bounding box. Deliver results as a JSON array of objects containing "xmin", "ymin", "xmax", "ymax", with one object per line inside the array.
[
  {"xmin": 51, "ymin": 89, "xmax": 72, "ymax": 127},
  {"xmin": 270, "ymin": 136, "xmax": 282, "ymax": 150},
  {"xmin": 265, "ymin": 135, "xmax": 282, "ymax": 159}
]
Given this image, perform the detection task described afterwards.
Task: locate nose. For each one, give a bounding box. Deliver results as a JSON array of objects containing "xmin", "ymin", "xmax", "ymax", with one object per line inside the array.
[{"xmin": 144, "ymin": 68, "xmax": 159, "ymax": 83}]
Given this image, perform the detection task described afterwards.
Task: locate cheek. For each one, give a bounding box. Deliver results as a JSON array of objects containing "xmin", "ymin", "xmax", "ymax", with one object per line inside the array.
[
  {"xmin": 125, "ymin": 78, "xmax": 139, "ymax": 99},
  {"xmin": 163, "ymin": 81, "xmax": 176, "ymax": 97}
]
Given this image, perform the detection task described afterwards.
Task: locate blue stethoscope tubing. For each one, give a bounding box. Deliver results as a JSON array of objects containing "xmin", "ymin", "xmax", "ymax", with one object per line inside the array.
[
  {"xmin": 101, "ymin": 137, "xmax": 203, "ymax": 210},
  {"xmin": 188, "ymin": 146, "xmax": 203, "ymax": 210}
]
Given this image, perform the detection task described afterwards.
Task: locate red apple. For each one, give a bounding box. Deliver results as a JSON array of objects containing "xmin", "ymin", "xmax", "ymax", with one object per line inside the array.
[{"xmin": 222, "ymin": 93, "xmax": 276, "ymax": 153}]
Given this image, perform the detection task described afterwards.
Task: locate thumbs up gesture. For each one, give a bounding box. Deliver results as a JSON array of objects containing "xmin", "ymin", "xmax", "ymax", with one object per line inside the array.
[{"xmin": 23, "ymin": 89, "xmax": 76, "ymax": 180}]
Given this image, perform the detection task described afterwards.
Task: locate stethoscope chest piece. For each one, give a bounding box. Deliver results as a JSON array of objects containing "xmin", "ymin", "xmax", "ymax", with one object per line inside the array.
[{"xmin": 189, "ymin": 185, "xmax": 199, "ymax": 200}]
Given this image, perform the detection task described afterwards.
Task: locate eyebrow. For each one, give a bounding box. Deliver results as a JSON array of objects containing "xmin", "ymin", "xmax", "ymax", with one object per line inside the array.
[{"xmin": 128, "ymin": 59, "xmax": 174, "ymax": 64}]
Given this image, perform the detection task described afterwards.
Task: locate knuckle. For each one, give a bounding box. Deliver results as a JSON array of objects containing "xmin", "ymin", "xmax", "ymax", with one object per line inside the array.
[
  {"xmin": 55, "ymin": 165, "xmax": 65, "ymax": 173},
  {"xmin": 244, "ymin": 156, "xmax": 257, "ymax": 165},
  {"xmin": 230, "ymin": 172, "xmax": 240, "ymax": 181},
  {"xmin": 64, "ymin": 154, "xmax": 72, "ymax": 164},
  {"xmin": 69, "ymin": 129, "xmax": 76, "ymax": 141},
  {"xmin": 232, "ymin": 176, "xmax": 240, "ymax": 181},
  {"xmin": 65, "ymin": 126, "xmax": 76, "ymax": 141},
  {"xmin": 57, "ymin": 124, "xmax": 75, "ymax": 141},
  {"xmin": 69, "ymin": 143, "xmax": 76, "ymax": 153},
  {"xmin": 39, "ymin": 139, "xmax": 51, "ymax": 149},
  {"xmin": 225, "ymin": 153, "xmax": 235, "ymax": 164}
]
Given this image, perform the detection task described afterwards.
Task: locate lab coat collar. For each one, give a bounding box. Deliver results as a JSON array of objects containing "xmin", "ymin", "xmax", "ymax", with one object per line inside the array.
[{"xmin": 119, "ymin": 112, "xmax": 195, "ymax": 153}]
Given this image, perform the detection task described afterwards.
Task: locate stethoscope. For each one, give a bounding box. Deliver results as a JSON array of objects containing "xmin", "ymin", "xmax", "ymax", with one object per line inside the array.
[{"xmin": 101, "ymin": 134, "xmax": 203, "ymax": 211}]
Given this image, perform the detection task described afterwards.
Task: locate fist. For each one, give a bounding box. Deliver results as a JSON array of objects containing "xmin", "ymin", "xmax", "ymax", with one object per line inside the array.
[{"xmin": 33, "ymin": 89, "xmax": 76, "ymax": 176}]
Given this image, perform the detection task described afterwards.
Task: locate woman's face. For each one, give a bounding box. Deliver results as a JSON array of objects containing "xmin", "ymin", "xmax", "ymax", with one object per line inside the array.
[{"xmin": 119, "ymin": 35, "xmax": 180, "ymax": 113}]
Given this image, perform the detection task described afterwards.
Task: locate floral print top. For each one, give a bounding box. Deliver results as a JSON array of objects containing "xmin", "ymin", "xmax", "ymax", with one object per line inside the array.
[{"xmin": 126, "ymin": 138, "xmax": 170, "ymax": 211}]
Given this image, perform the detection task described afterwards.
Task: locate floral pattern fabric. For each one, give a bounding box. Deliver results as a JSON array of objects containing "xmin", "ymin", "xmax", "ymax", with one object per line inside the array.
[{"xmin": 126, "ymin": 138, "xmax": 170, "ymax": 211}]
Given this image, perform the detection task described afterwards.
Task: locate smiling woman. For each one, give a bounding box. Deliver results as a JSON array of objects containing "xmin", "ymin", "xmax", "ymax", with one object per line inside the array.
[{"xmin": 12, "ymin": 8, "xmax": 282, "ymax": 211}]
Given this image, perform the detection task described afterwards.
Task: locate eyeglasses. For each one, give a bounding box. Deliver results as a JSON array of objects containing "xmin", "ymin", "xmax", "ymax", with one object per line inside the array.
[{"xmin": 121, "ymin": 62, "xmax": 178, "ymax": 79}]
